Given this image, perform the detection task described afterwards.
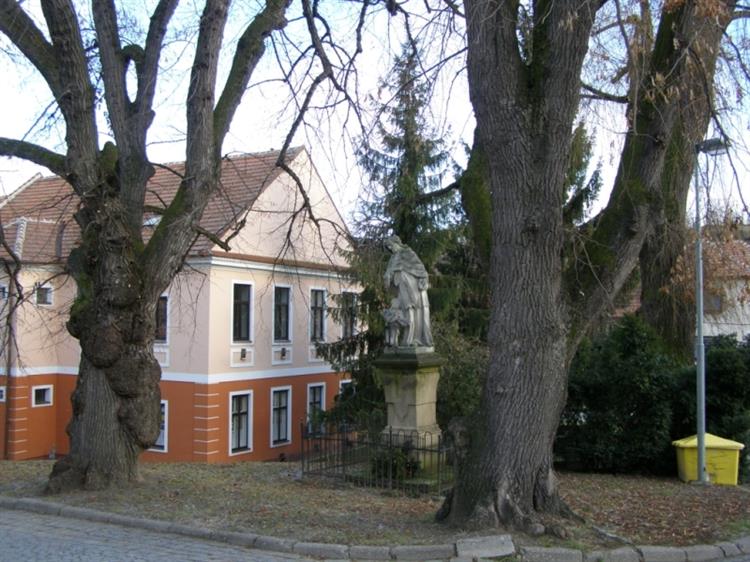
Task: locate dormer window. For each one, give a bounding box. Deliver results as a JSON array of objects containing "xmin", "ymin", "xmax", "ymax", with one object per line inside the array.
[{"xmin": 143, "ymin": 215, "xmax": 161, "ymax": 227}]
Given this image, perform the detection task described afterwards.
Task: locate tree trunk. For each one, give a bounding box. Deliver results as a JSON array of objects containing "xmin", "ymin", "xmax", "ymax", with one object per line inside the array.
[
  {"xmin": 638, "ymin": 10, "xmax": 726, "ymax": 358},
  {"xmin": 439, "ymin": 0, "xmax": 595, "ymax": 529},
  {"xmin": 443, "ymin": 128, "xmax": 572, "ymax": 528},
  {"xmin": 47, "ymin": 355, "xmax": 160, "ymax": 491},
  {"xmin": 48, "ymin": 195, "xmax": 162, "ymax": 492}
]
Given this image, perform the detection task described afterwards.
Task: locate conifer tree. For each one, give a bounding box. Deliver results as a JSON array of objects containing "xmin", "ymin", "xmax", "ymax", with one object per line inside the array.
[{"xmin": 356, "ymin": 42, "xmax": 458, "ymax": 269}]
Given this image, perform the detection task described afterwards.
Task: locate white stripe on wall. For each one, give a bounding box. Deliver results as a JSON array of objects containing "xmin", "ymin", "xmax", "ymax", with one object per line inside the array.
[{"xmin": 5, "ymin": 364, "xmax": 338, "ymax": 384}]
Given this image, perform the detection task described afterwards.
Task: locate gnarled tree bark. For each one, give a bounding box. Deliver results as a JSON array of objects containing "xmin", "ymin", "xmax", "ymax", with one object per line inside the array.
[{"xmin": 443, "ymin": 0, "xmax": 736, "ymax": 530}]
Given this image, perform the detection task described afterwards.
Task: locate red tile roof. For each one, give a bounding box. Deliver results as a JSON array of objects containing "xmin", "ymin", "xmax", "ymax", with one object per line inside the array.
[{"xmin": 0, "ymin": 148, "xmax": 301, "ymax": 263}]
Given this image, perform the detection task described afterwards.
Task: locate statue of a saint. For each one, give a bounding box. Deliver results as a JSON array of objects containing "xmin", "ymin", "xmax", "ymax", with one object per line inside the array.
[{"xmin": 383, "ymin": 236, "xmax": 433, "ymax": 348}]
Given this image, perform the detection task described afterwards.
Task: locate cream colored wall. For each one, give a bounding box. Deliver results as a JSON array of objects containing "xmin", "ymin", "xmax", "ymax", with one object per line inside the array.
[
  {"xmin": 157, "ymin": 266, "xmax": 212, "ymax": 375},
  {"xmin": 705, "ymin": 281, "xmax": 750, "ymax": 341},
  {"xmin": 0, "ymin": 267, "xmax": 80, "ymax": 374},
  {"xmin": 204, "ymin": 262, "xmax": 354, "ymax": 375},
  {"xmin": 229, "ymin": 150, "xmax": 351, "ymax": 267}
]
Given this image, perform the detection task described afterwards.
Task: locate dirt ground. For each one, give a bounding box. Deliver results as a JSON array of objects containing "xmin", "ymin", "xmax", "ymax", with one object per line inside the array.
[{"xmin": 1, "ymin": 460, "xmax": 748, "ymax": 550}]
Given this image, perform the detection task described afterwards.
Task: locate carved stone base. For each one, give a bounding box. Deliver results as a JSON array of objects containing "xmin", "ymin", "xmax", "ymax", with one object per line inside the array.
[{"xmin": 373, "ymin": 349, "xmax": 443, "ymax": 444}]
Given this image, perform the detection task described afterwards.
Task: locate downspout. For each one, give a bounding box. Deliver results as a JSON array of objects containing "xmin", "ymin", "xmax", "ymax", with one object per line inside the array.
[
  {"xmin": 2, "ymin": 218, "xmax": 24, "ymax": 460},
  {"xmin": 3, "ymin": 273, "xmax": 17, "ymax": 460}
]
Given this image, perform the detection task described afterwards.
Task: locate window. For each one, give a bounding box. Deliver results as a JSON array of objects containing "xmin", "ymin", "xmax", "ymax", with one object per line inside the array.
[
  {"xmin": 230, "ymin": 391, "xmax": 252, "ymax": 453},
  {"xmin": 233, "ymin": 283, "xmax": 252, "ymax": 342},
  {"xmin": 342, "ymin": 292, "xmax": 357, "ymax": 338},
  {"xmin": 35, "ymin": 284, "xmax": 52, "ymax": 305},
  {"xmin": 155, "ymin": 296, "xmax": 168, "ymax": 343},
  {"xmin": 310, "ymin": 289, "xmax": 326, "ymax": 342},
  {"xmin": 339, "ymin": 379, "xmax": 353, "ymax": 395},
  {"xmin": 151, "ymin": 401, "xmax": 168, "ymax": 452},
  {"xmin": 31, "ymin": 385, "xmax": 53, "ymax": 407},
  {"xmin": 0, "ymin": 285, "xmax": 7, "ymax": 300},
  {"xmin": 143, "ymin": 215, "xmax": 161, "ymax": 227},
  {"xmin": 274, "ymin": 287, "xmax": 291, "ymax": 342},
  {"xmin": 307, "ymin": 383, "xmax": 325, "ymax": 434},
  {"xmin": 0, "ymin": 386, "xmax": 5, "ymax": 402},
  {"xmin": 703, "ymin": 291, "xmax": 724, "ymax": 315},
  {"xmin": 271, "ymin": 387, "xmax": 291, "ymax": 445}
]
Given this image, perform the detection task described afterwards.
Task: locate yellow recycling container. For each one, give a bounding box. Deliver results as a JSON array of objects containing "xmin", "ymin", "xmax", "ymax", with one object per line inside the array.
[{"xmin": 672, "ymin": 433, "xmax": 745, "ymax": 486}]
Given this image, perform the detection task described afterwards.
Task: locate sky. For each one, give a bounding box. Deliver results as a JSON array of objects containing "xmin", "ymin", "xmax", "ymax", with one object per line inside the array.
[{"xmin": 0, "ymin": 0, "xmax": 747, "ymax": 227}]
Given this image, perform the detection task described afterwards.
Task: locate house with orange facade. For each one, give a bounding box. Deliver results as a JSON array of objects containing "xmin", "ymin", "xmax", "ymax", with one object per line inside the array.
[{"xmin": 0, "ymin": 147, "xmax": 357, "ymax": 463}]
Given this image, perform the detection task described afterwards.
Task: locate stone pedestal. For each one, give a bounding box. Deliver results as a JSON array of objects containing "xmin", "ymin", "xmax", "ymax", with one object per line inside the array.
[{"xmin": 373, "ymin": 348, "xmax": 442, "ymax": 448}]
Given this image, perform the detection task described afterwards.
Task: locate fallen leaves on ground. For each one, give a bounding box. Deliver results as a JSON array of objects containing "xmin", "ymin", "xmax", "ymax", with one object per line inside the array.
[{"xmin": 1, "ymin": 460, "xmax": 748, "ymax": 549}]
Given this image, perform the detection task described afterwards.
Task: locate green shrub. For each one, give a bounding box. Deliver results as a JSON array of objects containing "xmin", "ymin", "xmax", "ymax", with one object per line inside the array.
[
  {"xmin": 558, "ymin": 319, "xmax": 750, "ymax": 479},
  {"xmin": 556, "ymin": 315, "xmax": 678, "ymax": 474},
  {"xmin": 370, "ymin": 444, "xmax": 420, "ymax": 481},
  {"xmin": 434, "ymin": 323, "xmax": 487, "ymax": 429}
]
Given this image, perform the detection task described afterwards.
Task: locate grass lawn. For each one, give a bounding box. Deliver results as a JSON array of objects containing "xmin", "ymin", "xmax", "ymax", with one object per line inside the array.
[{"xmin": 1, "ymin": 460, "xmax": 749, "ymax": 550}]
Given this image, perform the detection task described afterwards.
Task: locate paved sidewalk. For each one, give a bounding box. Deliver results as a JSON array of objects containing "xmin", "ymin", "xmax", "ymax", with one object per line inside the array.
[
  {"xmin": 0, "ymin": 508, "xmax": 308, "ymax": 562},
  {"xmin": 2, "ymin": 495, "xmax": 749, "ymax": 561}
]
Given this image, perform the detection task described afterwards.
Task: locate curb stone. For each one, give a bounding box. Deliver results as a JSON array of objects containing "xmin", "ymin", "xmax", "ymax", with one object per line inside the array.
[
  {"xmin": 211, "ymin": 529, "xmax": 259, "ymax": 548},
  {"xmin": 17, "ymin": 497, "xmax": 62, "ymax": 515},
  {"xmin": 167, "ymin": 522, "xmax": 216, "ymax": 541},
  {"xmin": 684, "ymin": 545, "xmax": 724, "ymax": 561},
  {"xmin": 715, "ymin": 542, "xmax": 741, "ymax": 557},
  {"xmin": 391, "ymin": 544, "xmax": 457, "ymax": 560},
  {"xmin": 3, "ymin": 495, "xmax": 750, "ymax": 561},
  {"xmin": 584, "ymin": 546, "xmax": 640, "ymax": 562},
  {"xmin": 294, "ymin": 542, "xmax": 349, "ymax": 559},
  {"xmin": 349, "ymin": 544, "xmax": 391, "ymax": 560},
  {"xmin": 520, "ymin": 546, "xmax": 583, "ymax": 561},
  {"xmin": 456, "ymin": 535, "xmax": 515, "ymax": 558},
  {"xmin": 254, "ymin": 534, "xmax": 297, "ymax": 553},
  {"xmin": 637, "ymin": 545, "xmax": 687, "ymax": 561},
  {"xmin": 736, "ymin": 536, "xmax": 750, "ymax": 554}
]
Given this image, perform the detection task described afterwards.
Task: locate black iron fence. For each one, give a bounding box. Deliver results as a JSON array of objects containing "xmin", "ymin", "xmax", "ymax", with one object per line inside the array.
[{"xmin": 300, "ymin": 422, "xmax": 453, "ymax": 496}]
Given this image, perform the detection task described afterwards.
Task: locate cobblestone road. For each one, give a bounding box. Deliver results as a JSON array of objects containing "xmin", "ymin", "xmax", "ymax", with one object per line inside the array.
[{"xmin": 0, "ymin": 509, "xmax": 310, "ymax": 562}]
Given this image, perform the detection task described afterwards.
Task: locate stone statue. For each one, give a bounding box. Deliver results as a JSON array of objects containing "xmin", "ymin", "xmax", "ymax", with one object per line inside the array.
[{"xmin": 383, "ymin": 236, "xmax": 433, "ymax": 348}]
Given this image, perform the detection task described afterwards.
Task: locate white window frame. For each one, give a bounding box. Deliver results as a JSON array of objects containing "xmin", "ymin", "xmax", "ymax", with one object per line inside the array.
[
  {"xmin": 270, "ymin": 385, "xmax": 292, "ymax": 447},
  {"xmin": 34, "ymin": 283, "xmax": 53, "ymax": 306},
  {"xmin": 306, "ymin": 382, "xmax": 326, "ymax": 433},
  {"xmin": 150, "ymin": 400, "xmax": 168, "ymax": 453},
  {"xmin": 154, "ymin": 294, "xmax": 169, "ymax": 345},
  {"xmin": 231, "ymin": 281, "xmax": 254, "ymax": 344},
  {"xmin": 341, "ymin": 291, "xmax": 358, "ymax": 338},
  {"xmin": 0, "ymin": 385, "xmax": 6, "ymax": 402},
  {"xmin": 273, "ymin": 284, "xmax": 293, "ymax": 343},
  {"xmin": 309, "ymin": 288, "xmax": 327, "ymax": 343},
  {"xmin": 339, "ymin": 379, "xmax": 352, "ymax": 395},
  {"xmin": 229, "ymin": 390, "xmax": 253, "ymax": 456},
  {"xmin": 31, "ymin": 384, "xmax": 53, "ymax": 407}
]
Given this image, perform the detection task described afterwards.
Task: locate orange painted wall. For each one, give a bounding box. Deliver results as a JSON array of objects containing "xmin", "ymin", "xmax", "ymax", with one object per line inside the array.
[
  {"xmin": 8, "ymin": 371, "xmax": 348, "ymax": 463},
  {"xmin": 141, "ymin": 372, "xmax": 347, "ymax": 464},
  {"xmin": 0, "ymin": 374, "xmax": 6, "ymax": 459}
]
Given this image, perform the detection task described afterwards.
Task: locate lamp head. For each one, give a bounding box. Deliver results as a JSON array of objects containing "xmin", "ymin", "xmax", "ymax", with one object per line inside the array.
[{"xmin": 696, "ymin": 138, "xmax": 729, "ymax": 156}]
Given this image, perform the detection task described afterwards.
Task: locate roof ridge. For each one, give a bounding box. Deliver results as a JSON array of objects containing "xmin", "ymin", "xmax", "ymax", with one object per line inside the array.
[{"xmin": 0, "ymin": 173, "xmax": 43, "ymax": 212}]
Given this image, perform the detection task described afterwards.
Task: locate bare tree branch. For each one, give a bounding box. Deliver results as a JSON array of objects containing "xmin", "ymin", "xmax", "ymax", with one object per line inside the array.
[
  {"xmin": 0, "ymin": 0, "xmax": 61, "ymax": 96},
  {"xmin": 138, "ymin": 0, "xmax": 180, "ymax": 128},
  {"xmin": 581, "ymin": 83, "xmax": 628, "ymax": 103},
  {"xmin": 214, "ymin": 0, "xmax": 292, "ymax": 144},
  {"xmin": 0, "ymin": 138, "xmax": 66, "ymax": 176}
]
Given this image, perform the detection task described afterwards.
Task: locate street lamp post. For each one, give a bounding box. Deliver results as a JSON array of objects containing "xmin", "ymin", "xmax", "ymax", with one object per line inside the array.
[{"xmin": 694, "ymin": 137, "xmax": 728, "ymax": 485}]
